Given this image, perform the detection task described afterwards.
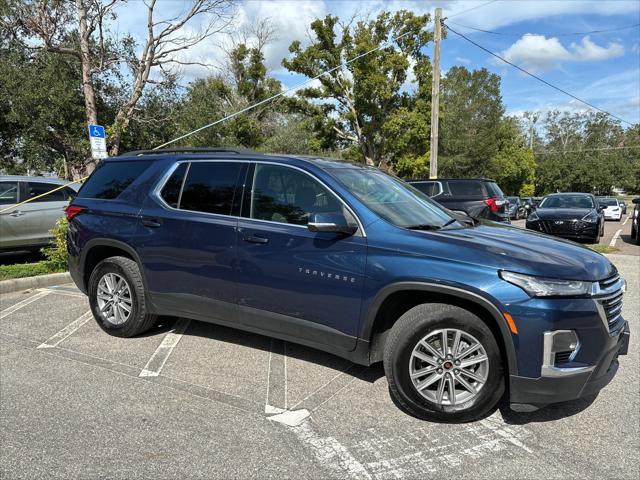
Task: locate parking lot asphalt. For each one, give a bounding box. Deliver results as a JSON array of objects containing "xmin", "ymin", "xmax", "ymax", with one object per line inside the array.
[{"xmin": 0, "ymin": 253, "xmax": 638, "ymax": 479}]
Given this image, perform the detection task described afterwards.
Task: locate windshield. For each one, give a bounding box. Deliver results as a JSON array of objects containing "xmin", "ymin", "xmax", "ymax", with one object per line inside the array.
[
  {"xmin": 597, "ymin": 198, "xmax": 617, "ymax": 207},
  {"xmin": 507, "ymin": 197, "xmax": 518, "ymax": 203},
  {"xmin": 328, "ymin": 168, "xmax": 458, "ymax": 229},
  {"xmin": 539, "ymin": 195, "xmax": 594, "ymax": 209}
]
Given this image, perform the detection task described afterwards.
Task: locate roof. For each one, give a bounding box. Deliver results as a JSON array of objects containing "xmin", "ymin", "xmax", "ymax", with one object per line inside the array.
[
  {"xmin": 408, "ymin": 177, "xmax": 498, "ymax": 183},
  {"xmin": 112, "ymin": 147, "xmax": 368, "ymax": 171},
  {"xmin": 0, "ymin": 175, "xmax": 68, "ymax": 184},
  {"xmin": 545, "ymin": 192, "xmax": 595, "ymax": 196}
]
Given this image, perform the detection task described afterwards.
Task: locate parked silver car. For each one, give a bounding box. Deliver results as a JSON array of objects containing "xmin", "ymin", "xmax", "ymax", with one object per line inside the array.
[{"xmin": 0, "ymin": 175, "xmax": 78, "ymax": 251}]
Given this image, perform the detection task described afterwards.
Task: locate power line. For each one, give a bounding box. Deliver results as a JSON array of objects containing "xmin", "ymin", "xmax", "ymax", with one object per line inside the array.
[
  {"xmin": 446, "ymin": 20, "xmax": 640, "ymax": 37},
  {"xmin": 154, "ymin": 2, "xmax": 503, "ymax": 149},
  {"xmin": 535, "ymin": 145, "xmax": 640, "ymax": 155},
  {"xmin": 444, "ymin": 23, "xmax": 634, "ymax": 127}
]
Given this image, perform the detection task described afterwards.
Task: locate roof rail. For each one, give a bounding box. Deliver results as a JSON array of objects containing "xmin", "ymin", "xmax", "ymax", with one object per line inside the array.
[{"xmin": 121, "ymin": 147, "xmax": 258, "ymax": 156}]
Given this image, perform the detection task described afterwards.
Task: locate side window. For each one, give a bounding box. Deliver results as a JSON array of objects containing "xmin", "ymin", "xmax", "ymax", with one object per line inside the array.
[
  {"xmin": 26, "ymin": 182, "xmax": 69, "ymax": 202},
  {"xmin": 78, "ymin": 161, "xmax": 152, "ymax": 199},
  {"xmin": 413, "ymin": 181, "xmax": 442, "ymax": 197},
  {"xmin": 248, "ymin": 164, "xmax": 342, "ymax": 225},
  {"xmin": 0, "ymin": 181, "xmax": 19, "ymax": 205},
  {"xmin": 447, "ymin": 181, "xmax": 485, "ymax": 197},
  {"xmin": 179, "ymin": 162, "xmax": 243, "ymax": 215},
  {"xmin": 160, "ymin": 163, "xmax": 189, "ymax": 208}
]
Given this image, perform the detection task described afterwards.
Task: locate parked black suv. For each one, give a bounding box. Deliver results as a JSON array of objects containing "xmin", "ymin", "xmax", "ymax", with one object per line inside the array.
[{"xmin": 409, "ymin": 178, "xmax": 510, "ymax": 223}]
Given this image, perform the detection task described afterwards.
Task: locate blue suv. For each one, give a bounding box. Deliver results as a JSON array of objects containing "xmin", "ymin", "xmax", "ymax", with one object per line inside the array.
[{"xmin": 66, "ymin": 148, "xmax": 630, "ymax": 422}]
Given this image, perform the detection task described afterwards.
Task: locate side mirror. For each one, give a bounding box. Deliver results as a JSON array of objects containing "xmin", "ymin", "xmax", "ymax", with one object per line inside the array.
[
  {"xmin": 633, "ymin": 198, "xmax": 640, "ymax": 205},
  {"xmin": 597, "ymin": 206, "xmax": 604, "ymax": 212},
  {"xmin": 308, "ymin": 212, "xmax": 357, "ymax": 235}
]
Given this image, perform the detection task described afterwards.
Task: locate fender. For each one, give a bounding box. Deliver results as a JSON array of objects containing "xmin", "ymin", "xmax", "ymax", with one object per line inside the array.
[
  {"xmin": 362, "ymin": 281, "xmax": 519, "ymax": 376},
  {"xmin": 79, "ymin": 238, "xmax": 147, "ymax": 293}
]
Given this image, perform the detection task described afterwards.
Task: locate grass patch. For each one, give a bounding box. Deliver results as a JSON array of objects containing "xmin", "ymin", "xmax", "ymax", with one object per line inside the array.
[
  {"xmin": 587, "ymin": 244, "xmax": 619, "ymax": 254},
  {"xmin": 0, "ymin": 261, "xmax": 65, "ymax": 281}
]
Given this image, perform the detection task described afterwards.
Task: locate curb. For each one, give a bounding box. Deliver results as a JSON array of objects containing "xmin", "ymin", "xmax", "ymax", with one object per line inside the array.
[{"xmin": 0, "ymin": 272, "xmax": 72, "ymax": 294}]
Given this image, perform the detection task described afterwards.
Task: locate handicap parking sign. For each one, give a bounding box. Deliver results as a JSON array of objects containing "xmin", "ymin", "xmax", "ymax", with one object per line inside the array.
[{"xmin": 88, "ymin": 124, "xmax": 108, "ymax": 159}]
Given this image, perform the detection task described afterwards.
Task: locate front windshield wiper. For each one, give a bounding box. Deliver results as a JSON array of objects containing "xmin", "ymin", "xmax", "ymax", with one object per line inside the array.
[
  {"xmin": 406, "ymin": 218, "xmax": 459, "ymax": 231},
  {"xmin": 405, "ymin": 224, "xmax": 443, "ymax": 231}
]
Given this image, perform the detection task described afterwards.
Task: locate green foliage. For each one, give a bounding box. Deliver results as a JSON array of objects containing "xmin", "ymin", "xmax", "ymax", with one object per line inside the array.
[
  {"xmin": 0, "ymin": 262, "xmax": 62, "ymax": 281},
  {"xmin": 282, "ymin": 10, "xmax": 433, "ymax": 169},
  {"xmin": 41, "ymin": 218, "xmax": 69, "ymax": 271}
]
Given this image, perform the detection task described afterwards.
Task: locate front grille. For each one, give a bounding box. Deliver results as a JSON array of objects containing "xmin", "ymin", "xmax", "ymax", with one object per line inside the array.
[
  {"xmin": 539, "ymin": 220, "xmax": 584, "ymax": 234},
  {"xmin": 597, "ymin": 273, "xmax": 624, "ymax": 331}
]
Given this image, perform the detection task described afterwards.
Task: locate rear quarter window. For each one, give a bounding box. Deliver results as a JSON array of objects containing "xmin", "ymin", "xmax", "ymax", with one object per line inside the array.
[
  {"xmin": 78, "ymin": 161, "xmax": 152, "ymax": 199},
  {"xmin": 446, "ymin": 180, "xmax": 486, "ymax": 197},
  {"xmin": 485, "ymin": 182, "xmax": 505, "ymax": 197}
]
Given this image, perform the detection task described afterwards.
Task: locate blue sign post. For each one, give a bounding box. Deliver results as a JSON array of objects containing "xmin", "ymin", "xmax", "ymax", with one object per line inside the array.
[{"xmin": 88, "ymin": 124, "xmax": 108, "ymax": 159}]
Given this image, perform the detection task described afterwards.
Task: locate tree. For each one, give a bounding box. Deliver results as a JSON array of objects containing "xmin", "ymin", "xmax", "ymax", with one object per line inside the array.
[
  {"xmin": 3, "ymin": 0, "xmax": 236, "ymax": 176},
  {"xmin": 438, "ymin": 66, "xmax": 505, "ymax": 177},
  {"xmin": 282, "ymin": 11, "xmax": 433, "ymax": 169}
]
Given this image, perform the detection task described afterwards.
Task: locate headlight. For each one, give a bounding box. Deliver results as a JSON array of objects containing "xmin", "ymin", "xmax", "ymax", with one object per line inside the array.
[
  {"xmin": 500, "ymin": 271, "xmax": 593, "ymax": 297},
  {"xmin": 581, "ymin": 212, "xmax": 598, "ymax": 223},
  {"xmin": 527, "ymin": 211, "xmax": 539, "ymax": 222}
]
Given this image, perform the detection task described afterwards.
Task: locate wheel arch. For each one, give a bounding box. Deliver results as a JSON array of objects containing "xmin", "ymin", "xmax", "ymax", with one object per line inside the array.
[
  {"xmin": 81, "ymin": 238, "xmax": 146, "ymax": 293},
  {"xmin": 362, "ymin": 282, "xmax": 518, "ymax": 376}
]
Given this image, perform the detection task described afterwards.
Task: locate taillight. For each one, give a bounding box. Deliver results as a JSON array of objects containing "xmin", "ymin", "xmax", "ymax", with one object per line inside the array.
[
  {"xmin": 485, "ymin": 198, "xmax": 498, "ymax": 213},
  {"xmin": 65, "ymin": 205, "xmax": 85, "ymax": 221}
]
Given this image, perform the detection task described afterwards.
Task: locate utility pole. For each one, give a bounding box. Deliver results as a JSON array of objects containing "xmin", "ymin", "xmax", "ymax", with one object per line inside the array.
[{"xmin": 429, "ymin": 7, "xmax": 442, "ymax": 179}]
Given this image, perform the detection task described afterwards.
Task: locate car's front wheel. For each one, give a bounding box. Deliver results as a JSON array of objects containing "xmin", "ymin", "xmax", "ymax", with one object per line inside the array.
[
  {"xmin": 88, "ymin": 256, "xmax": 157, "ymax": 337},
  {"xmin": 384, "ymin": 303, "xmax": 504, "ymax": 423}
]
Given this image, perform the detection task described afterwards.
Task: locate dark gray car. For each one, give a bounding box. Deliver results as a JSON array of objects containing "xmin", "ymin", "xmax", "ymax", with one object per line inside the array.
[{"xmin": 0, "ymin": 175, "xmax": 78, "ymax": 251}]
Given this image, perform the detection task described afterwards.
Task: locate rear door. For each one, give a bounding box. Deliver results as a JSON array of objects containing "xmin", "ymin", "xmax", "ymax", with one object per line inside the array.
[
  {"xmin": 440, "ymin": 180, "xmax": 488, "ymax": 216},
  {"xmin": 19, "ymin": 181, "xmax": 73, "ymax": 246},
  {"xmin": 0, "ymin": 180, "xmax": 23, "ymax": 249},
  {"xmin": 134, "ymin": 160, "xmax": 246, "ymax": 322},
  {"xmin": 235, "ymin": 163, "xmax": 366, "ymax": 351}
]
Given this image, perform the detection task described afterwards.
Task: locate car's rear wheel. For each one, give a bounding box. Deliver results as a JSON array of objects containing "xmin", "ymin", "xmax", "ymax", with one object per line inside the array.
[
  {"xmin": 88, "ymin": 256, "xmax": 157, "ymax": 337},
  {"xmin": 384, "ymin": 303, "xmax": 504, "ymax": 423}
]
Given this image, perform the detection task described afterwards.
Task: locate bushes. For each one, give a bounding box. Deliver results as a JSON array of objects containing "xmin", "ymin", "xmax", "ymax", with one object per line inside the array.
[{"xmin": 41, "ymin": 217, "xmax": 69, "ymax": 271}]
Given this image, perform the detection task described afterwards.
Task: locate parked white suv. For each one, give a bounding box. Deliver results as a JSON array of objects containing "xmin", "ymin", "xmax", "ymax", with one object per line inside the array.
[
  {"xmin": 597, "ymin": 197, "xmax": 623, "ymax": 221},
  {"xmin": 0, "ymin": 175, "xmax": 78, "ymax": 251}
]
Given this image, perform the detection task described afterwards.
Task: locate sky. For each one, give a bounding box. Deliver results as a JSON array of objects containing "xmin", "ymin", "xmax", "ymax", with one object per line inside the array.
[{"xmin": 115, "ymin": 0, "xmax": 640, "ymax": 125}]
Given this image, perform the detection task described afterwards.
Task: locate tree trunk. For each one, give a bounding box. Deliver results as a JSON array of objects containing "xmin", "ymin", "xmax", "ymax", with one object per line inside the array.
[{"xmin": 76, "ymin": 0, "xmax": 98, "ymax": 175}]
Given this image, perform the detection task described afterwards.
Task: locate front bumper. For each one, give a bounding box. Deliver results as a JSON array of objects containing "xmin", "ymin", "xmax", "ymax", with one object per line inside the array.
[{"xmin": 510, "ymin": 321, "xmax": 629, "ymax": 410}]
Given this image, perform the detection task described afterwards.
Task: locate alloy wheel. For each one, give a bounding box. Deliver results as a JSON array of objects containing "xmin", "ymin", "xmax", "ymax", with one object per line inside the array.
[
  {"xmin": 96, "ymin": 273, "xmax": 133, "ymax": 325},
  {"xmin": 409, "ymin": 328, "xmax": 489, "ymax": 406}
]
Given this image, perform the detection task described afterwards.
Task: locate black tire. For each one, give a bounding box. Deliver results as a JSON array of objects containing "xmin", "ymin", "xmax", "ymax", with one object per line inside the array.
[
  {"xmin": 383, "ymin": 303, "xmax": 504, "ymax": 423},
  {"xmin": 632, "ymin": 224, "xmax": 639, "ymax": 245},
  {"xmin": 592, "ymin": 224, "xmax": 601, "ymax": 244},
  {"xmin": 88, "ymin": 256, "xmax": 157, "ymax": 337}
]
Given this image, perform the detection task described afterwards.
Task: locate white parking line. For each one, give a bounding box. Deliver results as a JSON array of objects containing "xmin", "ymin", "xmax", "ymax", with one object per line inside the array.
[
  {"xmin": 610, "ymin": 229, "xmax": 623, "ymax": 247},
  {"xmin": 0, "ymin": 291, "xmax": 50, "ymax": 319},
  {"xmin": 139, "ymin": 318, "xmax": 191, "ymax": 377},
  {"xmin": 622, "ymin": 215, "xmax": 630, "ymax": 226},
  {"xmin": 37, "ymin": 310, "xmax": 93, "ymax": 349}
]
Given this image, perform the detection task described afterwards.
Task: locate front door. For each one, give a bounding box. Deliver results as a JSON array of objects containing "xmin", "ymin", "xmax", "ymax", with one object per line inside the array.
[
  {"xmin": 134, "ymin": 160, "xmax": 246, "ymax": 322},
  {"xmin": 236, "ymin": 163, "xmax": 367, "ymax": 351}
]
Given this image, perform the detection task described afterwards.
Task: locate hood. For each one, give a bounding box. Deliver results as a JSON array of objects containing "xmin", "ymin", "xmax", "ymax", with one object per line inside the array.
[
  {"xmin": 398, "ymin": 223, "xmax": 614, "ymax": 281},
  {"xmin": 534, "ymin": 208, "xmax": 593, "ymax": 220}
]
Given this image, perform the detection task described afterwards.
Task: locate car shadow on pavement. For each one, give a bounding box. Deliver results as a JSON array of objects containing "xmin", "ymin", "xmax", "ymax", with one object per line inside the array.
[
  {"xmin": 498, "ymin": 393, "xmax": 599, "ymax": 425},
  {"xmin": 147, "ymin": 315, "xmax": 385, "ymax": 383}
]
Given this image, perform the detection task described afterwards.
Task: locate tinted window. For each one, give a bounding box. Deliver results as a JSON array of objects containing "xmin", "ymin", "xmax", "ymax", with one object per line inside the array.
[
  {"xmin": 507, "ymin": 197, "xmax": 519, "ymax": 203},
  {"xmin": 446, "ymin": 181, "xmax": 485, "ymax": 197},
  {"xmin": 78, "ymin": 161, "xmax": 152, "ymax": 199},
  {"xmin": 540, "ymin": 195, "xmax": 594, "ymax": 209},
  {"xmin": 0, "ymin": 181, "xmax": 18, "ymax": 205},
  {"xmin": 180, "ymin": 162, "xmax": 242, "ymax": 215},
  {"xmin": 27, "ymin": 182, "xmax": 72, "ymax": 202},
  {"xmin": 248, "ymin": 164, "xmax": 342, "ymax": 225},
  {"xmin": 485, "ymin": 182, "xmax": 505, "ymax": 197},
  {"xmin": 160, "ymin": 163, "xmax": 188, "ymax": 208},
  {"xmin": 412, "ymin": 181, "xmax": 442, "ymax": 197}
]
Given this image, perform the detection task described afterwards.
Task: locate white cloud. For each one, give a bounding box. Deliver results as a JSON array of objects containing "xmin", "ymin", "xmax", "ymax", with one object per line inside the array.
[
  {"xmin": 570, "ymin": 36, "xmax": 624, "ymax": 61},
  {"xmin": 455, "ymin": 56, "xmax": 471, "ymax": 64},
  {"xmin": 500, "ymin": 35, "xmax": 624, "ymax": 73}
]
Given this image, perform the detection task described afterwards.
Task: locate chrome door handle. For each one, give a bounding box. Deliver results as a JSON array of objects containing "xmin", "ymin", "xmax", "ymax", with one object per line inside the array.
[{"xmin": 9, "ymin": 210, "xmax": 25, "ymax": 217}]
